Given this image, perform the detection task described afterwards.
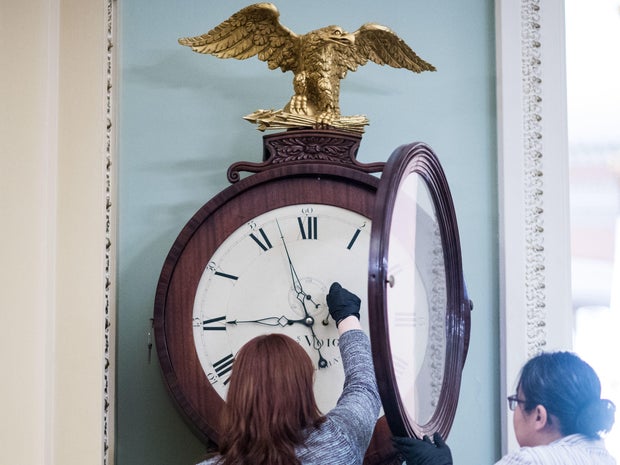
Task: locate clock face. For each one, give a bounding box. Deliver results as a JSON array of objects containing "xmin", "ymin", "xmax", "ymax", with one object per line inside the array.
[{"xmin": 191, "ymin": 203, "xmax": 371, "ymax": 412}]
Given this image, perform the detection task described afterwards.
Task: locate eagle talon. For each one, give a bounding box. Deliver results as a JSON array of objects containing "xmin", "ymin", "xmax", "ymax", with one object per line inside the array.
[
  {"xmin": 317, "ymin": 110, "xmax": 336, "ymax": 127},
  {"xmin": 287, "ymin": 95, "xmax": 310, "ymax": 116}
]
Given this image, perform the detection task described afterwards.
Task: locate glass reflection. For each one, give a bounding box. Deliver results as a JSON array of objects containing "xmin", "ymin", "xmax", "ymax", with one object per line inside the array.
[{"xmin": 386, "ymin": 172, "xmax": 447, "ymax": 426}]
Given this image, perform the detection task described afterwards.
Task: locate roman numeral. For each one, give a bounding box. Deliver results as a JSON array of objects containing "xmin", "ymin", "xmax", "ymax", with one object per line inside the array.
[
  {"xmin": 214, "ymin": 271, "xmax": 238, "ymax": 280},
  {"xmin": 213, "ymin": 353, "xmax": 235, "ymax": 385},
  {"xmin": 249, "ymin": 228, "xmax": 273, "ymax": 251},
  {"xmin": 201, "ymin": 315, "xmax": 226, "ymax": 331},
  {"xmin": 347, "ymin": 228, "xmax": 362, "ymax": 250},
  {"xmin": 298, "ymin": 216, "xmax": 318, "ymax": 240}
]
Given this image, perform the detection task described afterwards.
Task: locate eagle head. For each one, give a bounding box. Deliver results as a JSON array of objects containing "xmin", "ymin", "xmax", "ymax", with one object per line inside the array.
[{"xmin": 310, "ymin": 25, "xmax": 355, "ymax": 47}]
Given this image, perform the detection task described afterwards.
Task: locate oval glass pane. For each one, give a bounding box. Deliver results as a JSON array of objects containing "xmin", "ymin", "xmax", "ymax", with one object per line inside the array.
[
  {"xmin": 369, "ymin": 142, "xmax": 471, "ymax": 440},
  {"xmin": 385, "ymin": 173, "xmax": 447, "ymax": 427}
]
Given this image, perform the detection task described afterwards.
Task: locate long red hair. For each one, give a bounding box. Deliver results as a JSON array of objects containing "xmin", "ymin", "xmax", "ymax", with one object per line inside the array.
[{"xmin": 217, "ymin": 333, "xmax": 325, "ymax": 465}]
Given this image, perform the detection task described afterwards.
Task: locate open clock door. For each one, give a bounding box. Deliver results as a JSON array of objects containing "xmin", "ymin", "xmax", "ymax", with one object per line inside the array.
[{"xmin": 369, "ymin": 142, "xmax": 472, "ymax": 439}]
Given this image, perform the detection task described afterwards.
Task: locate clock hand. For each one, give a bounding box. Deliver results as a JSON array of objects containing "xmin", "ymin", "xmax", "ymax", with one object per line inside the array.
[
  {"xmin": 226, "ymin": 315, "xmax": 309, "ymax": 327},
  {"xmin": 276, "ymin": 220, "xmax": 328, "ymax": 369},
  {"xmin": 276, "ymin": 219, "xmax": 308, "ymax": 301},
  {"xmin": 292, "ymin": 284, "xmax": 330, "ymax": 368},
  {"xmin": 226, "ymin": 314, "xmax": 325, "ymax": 367},
  {"xmin": 305, "ymin": 319, "xmax": 329, "ymax": 369},
  {"xmin": 275, "ymin": 221, "xmax": 323, "ymax": 311},
  {"xmin": 275, "ymin": 220, "xmax": 317, "ymax": 323}
]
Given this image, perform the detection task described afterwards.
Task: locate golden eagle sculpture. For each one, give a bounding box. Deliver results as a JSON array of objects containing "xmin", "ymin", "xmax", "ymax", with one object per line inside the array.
[{"xmin": 179, "ymin": 2, "xmax": 435, "ymax": 132}]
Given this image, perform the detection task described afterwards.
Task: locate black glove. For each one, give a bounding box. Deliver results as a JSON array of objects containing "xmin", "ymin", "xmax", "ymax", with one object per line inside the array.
[
  {"xmin": 326, "ymin": 282, "xmax": 360, "ymax": 326},
  {"xmin": 392, "ymin": 433, "xmax": 453, "ymax": 465}
]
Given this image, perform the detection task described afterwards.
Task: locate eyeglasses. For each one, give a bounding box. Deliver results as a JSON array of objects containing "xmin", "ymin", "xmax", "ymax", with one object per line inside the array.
[{"xmin": 507, "ymin": 395, "xmax": 526, "ymax": 411}]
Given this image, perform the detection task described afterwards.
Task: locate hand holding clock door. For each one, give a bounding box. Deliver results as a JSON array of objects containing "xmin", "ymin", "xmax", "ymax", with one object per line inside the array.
[{"xmin": 392, "ymin": 433, "xmax": 453, "ymax": 465}]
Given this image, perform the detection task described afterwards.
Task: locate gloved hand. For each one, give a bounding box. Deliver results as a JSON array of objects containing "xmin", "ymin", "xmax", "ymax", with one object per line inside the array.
[
  {"xmin": 392, "ymin": 433, "xmax": 453, "ymax": 465},
  {"xmin": 326, "ymin": 282, "xmax": 360, "ymax": 326}
]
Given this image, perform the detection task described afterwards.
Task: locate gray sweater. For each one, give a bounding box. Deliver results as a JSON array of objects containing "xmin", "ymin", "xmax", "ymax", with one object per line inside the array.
[{"xmin": 198, "ymin": 329, "xmax": 381, "ymax": 465}]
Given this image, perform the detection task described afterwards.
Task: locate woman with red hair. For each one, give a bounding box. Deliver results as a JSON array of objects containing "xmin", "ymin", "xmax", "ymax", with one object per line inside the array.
[{"xmin": 198, "ymin": 282, "xmax": 381, "ymax": 465}]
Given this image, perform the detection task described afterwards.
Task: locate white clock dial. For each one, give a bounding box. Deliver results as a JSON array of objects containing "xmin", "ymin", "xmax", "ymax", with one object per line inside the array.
[{"xmin": 192, "ymin": 204, "xmax": 371, "ymax": 412}]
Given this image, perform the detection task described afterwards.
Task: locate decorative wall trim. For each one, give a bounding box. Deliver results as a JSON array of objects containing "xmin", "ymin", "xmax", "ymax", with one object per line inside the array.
[
  {"xmin": 520, "ymin": 0, "xmax": 548, "ymax": 358},
  {"xmin": 104, "ymin": 0, "xmax": 116, "ymax": 463},
  {"xmin": 496, "ymin": 0, "xmax": 572, "ymax": 454},
  {"xmin": 429, "ymin": 225, "xmax": 446, "ymax": 408}
]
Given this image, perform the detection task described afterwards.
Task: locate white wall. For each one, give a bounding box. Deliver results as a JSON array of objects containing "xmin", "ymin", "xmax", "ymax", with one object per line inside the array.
[{"xmin": 0, "ymin": 1, "xmax": 110, "ymax": 463}]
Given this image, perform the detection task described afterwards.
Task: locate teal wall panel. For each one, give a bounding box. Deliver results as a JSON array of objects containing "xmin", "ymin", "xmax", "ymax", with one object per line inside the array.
[{"xmin": 117, "ymin": 1, "xmax": 498, "ymax": 463}]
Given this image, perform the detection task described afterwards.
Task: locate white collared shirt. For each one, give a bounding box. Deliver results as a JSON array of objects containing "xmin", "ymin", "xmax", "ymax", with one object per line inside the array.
[{"xmin": 495, "ymin": 434, "xmax": 616, "ymax": 465}]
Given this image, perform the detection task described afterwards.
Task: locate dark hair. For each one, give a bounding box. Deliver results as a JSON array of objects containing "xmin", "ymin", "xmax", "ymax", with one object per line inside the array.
[
  {"xmin": 517, "ymin": 351, "xmax": 615, "ymax": 439},
  {"xmin": 217, "ymin": 334, "xmax": 325, "ymax": 465}
]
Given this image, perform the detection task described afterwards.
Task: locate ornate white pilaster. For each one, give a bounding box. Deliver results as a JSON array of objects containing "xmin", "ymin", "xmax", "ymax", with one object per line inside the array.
[
  {"xmin": 104, "ymin": 0, "xmax": 117, "ymax": 463},
  {"xmin": 496, "ymin": 0, "xmax": 572, "ymax": 454}
]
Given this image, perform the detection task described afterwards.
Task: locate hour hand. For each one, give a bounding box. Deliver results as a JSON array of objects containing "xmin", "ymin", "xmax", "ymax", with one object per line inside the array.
[{"xmin": 226, "ymin": 315, "xmax": 308, "ymax": 327}]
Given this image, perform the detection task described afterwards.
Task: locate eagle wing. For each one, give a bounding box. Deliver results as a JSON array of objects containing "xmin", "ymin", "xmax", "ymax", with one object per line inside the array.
[
  {"xmin": 340, "ymin": 23, "xmax": 436, "ymax": 73},
  {"xmin": 178, "ymin": 3, "xmax": 299, "ymax": 72}
]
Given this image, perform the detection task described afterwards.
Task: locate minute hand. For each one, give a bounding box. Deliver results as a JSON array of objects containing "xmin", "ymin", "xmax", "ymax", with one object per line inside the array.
[
  {"xmin": 276, "ymin": 220, "xmax": 328, "ymax": 369},
  {"xmin": 276, "ymin": 220, "xmax": 306, "ymax": 300}
]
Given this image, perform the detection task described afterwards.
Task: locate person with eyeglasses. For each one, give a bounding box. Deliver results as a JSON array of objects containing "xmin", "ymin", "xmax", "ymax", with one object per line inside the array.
[{"xmin": 392, "ymin": 351, "xmax": 616, "ymax": 464}]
